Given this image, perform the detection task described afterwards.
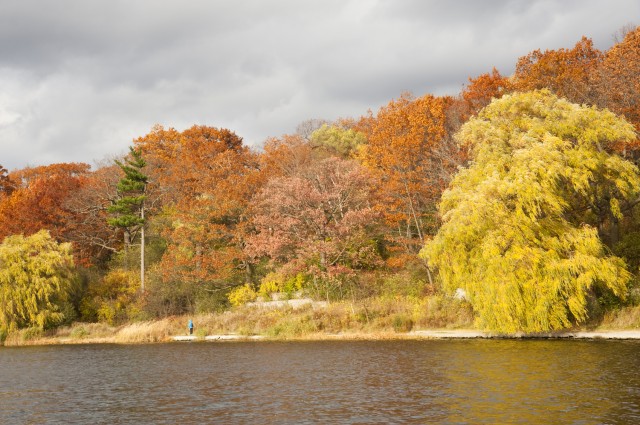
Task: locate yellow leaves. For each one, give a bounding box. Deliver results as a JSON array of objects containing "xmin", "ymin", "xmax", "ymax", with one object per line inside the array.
[
  {"xmin": 0, "ymin": 230, "xmax": 74, "ymax": 331},
  {"xmin": 227, "ymin": 284, "xmax": 257, "ymax": 307},
  {"xmin": 423, "ymin": 91, "xmax": 640, "ymax": 334}
]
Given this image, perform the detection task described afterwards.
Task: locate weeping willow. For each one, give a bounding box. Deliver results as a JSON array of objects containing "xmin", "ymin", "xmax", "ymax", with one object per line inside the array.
[
  {"xmin": 0, "ymin": 230, "xmax": 74, "ymax": 332},
  {"xmin": 422, "ymin": 90, "xmax": 639, "ymax": 333}
]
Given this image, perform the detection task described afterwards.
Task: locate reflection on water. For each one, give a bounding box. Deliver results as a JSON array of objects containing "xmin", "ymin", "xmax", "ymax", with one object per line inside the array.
[{"xmin": 1, "ymin": 340, "xmax": 640, "ymax": 424}]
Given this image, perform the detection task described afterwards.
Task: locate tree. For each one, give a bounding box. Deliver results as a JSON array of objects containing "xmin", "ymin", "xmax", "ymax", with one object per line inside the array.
[
  {"xmin": 64, "ymin": 164, "xmax": 122, "ymax": 266},
  {"xmin": 596, "ymin": 25, "xmax": 640, "ymax": 155},
  {"xmin": 258, "ymin": 134, "xmax": 315, "ymax": 180},
  {"xmin": 0, "ymin": 230, "xmax": 75, "ymax": 332},
  {"xmin": 309, "ymin": 124, "xmax": 366, "ymax": 158},
  {"xmin": 135, "ymin": 125, "xmax": 259, "ymax": 298},
  {"xmin": 245, "ymin": 157, "xmax": 383, "ymax": 299},
  {"xmin": 107, "ymin": 147, "xmax": 148, "ymax": 291},
  {"xmin": 0, "ymin": 163, "xmax": 90, "ymax": 244},
  {"xmin": 462, "ymin": 67, "xmax": 513, "ymax": 116},
  {"xmin": 356, "ymin": 93, "xmax": 463, "ymax": 261},
  {"xmin": 513, "ymin": 36, "xmax": 602, "ymax": 106},
  {"xmin": 421, "ymin": 90, "xmax": 639, "ymax": 334},
  {"xmin": 0, "ymin": 165, "xmax": 15, "ymax": 199}
]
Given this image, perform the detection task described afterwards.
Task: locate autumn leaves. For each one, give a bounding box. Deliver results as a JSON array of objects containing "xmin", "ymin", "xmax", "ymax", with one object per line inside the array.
[{"xmin": 1, "ymin": 27, "xmax": 640, "ymax": 333}]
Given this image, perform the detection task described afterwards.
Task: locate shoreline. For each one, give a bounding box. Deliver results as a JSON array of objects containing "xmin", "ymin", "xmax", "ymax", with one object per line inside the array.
[
  {"xmin": 6, "ymin": 328, "xmax": 640, "ymax": 347},
  {"xmin": 5, "ymin": 300, "xmax": 640, "ymax": 347}
]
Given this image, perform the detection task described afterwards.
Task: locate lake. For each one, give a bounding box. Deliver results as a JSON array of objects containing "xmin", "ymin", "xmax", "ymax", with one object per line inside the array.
[{"xmin": 1, "ymin": 339, "xmax": 640, "ymax": 424}]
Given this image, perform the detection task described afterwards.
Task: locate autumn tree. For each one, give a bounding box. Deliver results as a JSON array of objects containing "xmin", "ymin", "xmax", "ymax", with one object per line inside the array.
[
  {"xmin": 64, "ymin": 164, "xmax": 122, "ymax": 266},
  {"xmin": 0, "ymin": 163, "xmax": 90, "ymax": 243},
  {"xmin": 596, "ymin": 25, "xmax": 640, "ymax": 154},
  {"xmin": 0, "ymin": 165, "xmax": 15, "ymax": 200},
  {"xmin": 512, "ymin": 36, "xmax": 602, "ymax": 106},
  {"xmin": 295, "ymin": 118, "xmax": 330, "ymax": 141},
  {"xmin": 259, "ymin": 134, "xmax": 315, "ymax": 179},
  {"xmin": 462, "ymin": 67, "xmax": 513, "ymax": 116},
  {"xmin": 356, "ymin": 93, "xmax": 463, "ymax": 264},
  {"xmin": 309, "ymin": 124, "xmax": 367, "ymax": 158},
  {"xmin": 135, "ymin": 125, "xmax": 259, "ymax": 303},
  {"xmin": 422, "ymin": 90, "xmax": 639, "ymax": 334},
  {"xmin": 0, "ymin": 230, "xmax": 75, "ymax": 332},
  {"xmin": 246, "ymin": 157, "xmax": 383, "ymax": 300},
  {"xmin": 107, "ymin": 147, "xmax": 148, "ymax": 291}
]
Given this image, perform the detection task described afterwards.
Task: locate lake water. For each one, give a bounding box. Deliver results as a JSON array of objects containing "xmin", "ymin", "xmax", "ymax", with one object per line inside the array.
[{"xmin": 1, "ymin": 339, "xmax": 640, "ymax": 424}]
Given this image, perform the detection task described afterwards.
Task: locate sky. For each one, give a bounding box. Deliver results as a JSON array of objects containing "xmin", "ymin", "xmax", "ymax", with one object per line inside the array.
[{"xmin": 0, "ymin": 0, "xmax": 638, "ymax": 171}]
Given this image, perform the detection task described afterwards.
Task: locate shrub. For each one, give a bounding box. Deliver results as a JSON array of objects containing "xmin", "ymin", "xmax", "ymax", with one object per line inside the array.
[
  {"xmin": 228, "ymin": 283, "xmax": 258, "ymax": 307},
  {"xmin": 392, "ymin": 314, "xmax": 414, "ymax": 332}
]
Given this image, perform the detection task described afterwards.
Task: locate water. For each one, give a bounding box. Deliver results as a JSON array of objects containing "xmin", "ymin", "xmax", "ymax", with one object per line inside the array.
[{"xmin": 1, "ymin": 339, "xmax": 640, "ymax": 424}]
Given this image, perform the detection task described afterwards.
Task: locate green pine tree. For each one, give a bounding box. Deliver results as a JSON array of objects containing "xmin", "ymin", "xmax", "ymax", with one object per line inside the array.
[{"xmin": 108, "ymin": 147, "xmax": 148, "ymax": 291}]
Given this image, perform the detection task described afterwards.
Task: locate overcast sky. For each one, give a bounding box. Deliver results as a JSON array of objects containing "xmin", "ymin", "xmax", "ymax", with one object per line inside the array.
[{"xmin": 0, "ymin": 0, "xmax": 638, "ymax": 170}]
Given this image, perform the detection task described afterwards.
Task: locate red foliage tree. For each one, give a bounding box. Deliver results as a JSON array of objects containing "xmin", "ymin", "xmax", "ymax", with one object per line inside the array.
[{"xmin": 246, "ymin": 157, "xmax": 383, "ymax": 285}]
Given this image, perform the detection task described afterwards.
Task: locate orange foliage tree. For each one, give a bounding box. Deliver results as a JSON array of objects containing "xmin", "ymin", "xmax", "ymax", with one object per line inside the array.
[
  {"xmin": 596, "ymin": 26, "xmax": 640, "ymax": 154},
  {"xmin": 356, "ymin": 93, "xmax": 463, "ymax": 264},
  {"xmin": 512, "ymin": 36, "xmax": 602, "ymax": 106},
  {"xmin": 462, "ymin": 67, "xmax": 513, "ymax": 116},
  {"xmin": 0, "ymin": 163, "xmax": 90, "ymax": 241},
  {"xmin": 135, "ymin": 125, "xmax": 260, "ymax": 290}
]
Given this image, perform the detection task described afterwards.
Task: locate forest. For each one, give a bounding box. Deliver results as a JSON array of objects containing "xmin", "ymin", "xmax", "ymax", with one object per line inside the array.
[{"xmin": 1, "ymin": 26, "xmax": 640, "ymax": 340}]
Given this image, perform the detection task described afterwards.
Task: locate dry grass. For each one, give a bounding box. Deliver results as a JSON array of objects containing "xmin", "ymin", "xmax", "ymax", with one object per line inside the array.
[
  {"xmin": 2, "ymin": 295, "xmax": 476, "ymax": 346},
  {"xmin": 598, "ymin": 305, "xmax": 640, "ymax": 329}
]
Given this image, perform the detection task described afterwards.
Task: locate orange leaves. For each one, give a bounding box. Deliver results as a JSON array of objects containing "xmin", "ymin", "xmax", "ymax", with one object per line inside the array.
[
  {"xmin": 598, "ymin": 26, "xmax": 640, "ymax": 138},
  {"xmin": 134, "ymin": 124, "xmax": 259, "ymax": 286},
  {"xmin": 471, "ymin": 27, "xmax": 640, "ymax": 156},
  {"xmin": 462, "ymin": 67, "xmax": 513, "ymax": 116},
  {"xmin": 356, "ymin": 93, "xmax": 463, "ymax": 253},
  {"xmin": 513, "ymin": 36, "xmax": 602, "ymax": 105},
  {"xmin": 0, "ymin": 163, "xmax": 91, "ymax": 242}
]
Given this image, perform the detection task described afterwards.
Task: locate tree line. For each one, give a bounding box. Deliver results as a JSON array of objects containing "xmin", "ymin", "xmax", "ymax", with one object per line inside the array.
[{"xmin": 1, "ymin": 26, "xmax": 639, "ymax": 335}]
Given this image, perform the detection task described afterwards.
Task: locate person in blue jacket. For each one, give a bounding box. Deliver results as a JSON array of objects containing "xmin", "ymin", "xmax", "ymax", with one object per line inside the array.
[{"xmin": 188, "ymin": 319, "xmax": 194, "ymax": 335}]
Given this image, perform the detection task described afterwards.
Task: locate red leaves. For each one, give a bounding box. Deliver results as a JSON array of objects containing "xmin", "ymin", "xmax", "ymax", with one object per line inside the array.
[{"xmin": 246, "ymin": 157, "xmax": 383, "ymax": 277}]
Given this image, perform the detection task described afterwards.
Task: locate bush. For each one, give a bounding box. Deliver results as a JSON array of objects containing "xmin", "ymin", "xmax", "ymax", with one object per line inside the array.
[
  {"xmin": 392, "ymin": 314, "xmax": 414, "ymax": 332},
  {"xmin": 22, "ymin": 327, "xmax": 43, "ymax": 341},
  {"xmin": 258, "ymin": 272, "xmax": 307, "ymax": 299},
  {"xmin": 92, "ymin": 269, "xmax": 140, "ymax": 325},
  {"xmin": 70, "ymin": 326, "xmax": 89, "ymax": 339},
  {"xmin": 228, "ymin": 284, "xmax": 258, "ymax": 307}
]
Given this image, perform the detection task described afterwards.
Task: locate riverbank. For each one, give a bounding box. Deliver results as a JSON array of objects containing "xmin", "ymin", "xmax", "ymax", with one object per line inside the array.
[{"xmin": 4, "ymin": 298, "xmax": 640, "ymax": 347}]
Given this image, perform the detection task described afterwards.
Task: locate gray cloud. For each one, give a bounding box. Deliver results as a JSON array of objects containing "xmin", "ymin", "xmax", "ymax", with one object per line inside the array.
[{"xmin": 0, "ymin": 0, "xmax": 638, "ymax": 170}]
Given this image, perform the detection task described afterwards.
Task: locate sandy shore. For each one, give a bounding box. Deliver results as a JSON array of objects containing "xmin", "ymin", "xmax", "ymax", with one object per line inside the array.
[
  {"xmin": 169, "ymin": 329, "xmax": 640, "ymax": 342},
  {"xmin": 410, "ymin": 330, "xmax": 640, "ymax": 339},
  {"xmin": 7, "ymin": 328, "xmax": 640, "ymax": 347}
]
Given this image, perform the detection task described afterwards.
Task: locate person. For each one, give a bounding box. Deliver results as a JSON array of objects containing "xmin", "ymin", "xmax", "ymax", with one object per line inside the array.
[{"xmin": 188, "ymin": 319, "xmax": 194, "ymax": 335}]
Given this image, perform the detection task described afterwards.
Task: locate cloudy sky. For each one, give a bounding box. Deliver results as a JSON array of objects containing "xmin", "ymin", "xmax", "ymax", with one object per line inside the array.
[{"xmin": 0, "ymin": 0, "xmax": 638, "ymax": 170}]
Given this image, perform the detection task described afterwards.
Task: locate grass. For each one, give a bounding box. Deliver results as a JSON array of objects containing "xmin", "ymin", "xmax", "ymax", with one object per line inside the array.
[
  {"xmin": 597, "ymin": 305, "xmax": 640, "ymax": 329},
  {"xmin": 1, "ymin": 295, "xmax": 477, "ymax": 346},
  {"xmin": 6, "ymin": 296, "xmax": 640, "ymax": 346}
]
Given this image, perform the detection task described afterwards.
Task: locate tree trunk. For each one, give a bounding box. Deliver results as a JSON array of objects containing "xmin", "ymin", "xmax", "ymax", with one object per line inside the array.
[{"xmin": 140, "ymin": 205, "xmax": 145, "ymax": 292}]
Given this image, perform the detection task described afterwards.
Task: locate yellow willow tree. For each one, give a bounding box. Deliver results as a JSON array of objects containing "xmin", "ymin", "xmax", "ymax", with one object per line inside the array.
[
  {"xmin": 421, "ymin": 90, "xmax": 640, "ymax": 334},
  {"xmin": 0, "ymin": 230, "xmax": 75, "ymax": 333}
]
